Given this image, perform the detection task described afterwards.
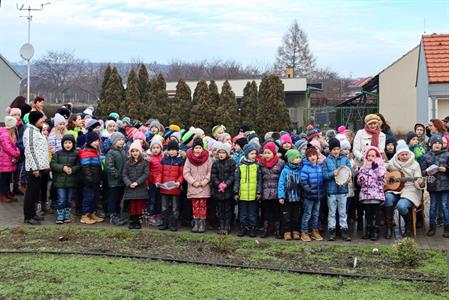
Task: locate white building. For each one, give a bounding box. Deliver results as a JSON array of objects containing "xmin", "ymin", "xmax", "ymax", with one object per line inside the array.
[{"xmin": 0, "ymin": 54, "xmax": 22, "ymax": 122}]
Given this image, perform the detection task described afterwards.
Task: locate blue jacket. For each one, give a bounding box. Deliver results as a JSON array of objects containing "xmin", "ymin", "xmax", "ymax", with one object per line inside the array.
[
  {"xmin": 322, "ymin": 154, "xmax": 352, "ymax": 195},
  {"xmin": 300, "ymin": 160, "xmax": 324, "ymax": 201},
  {"xmin": 278, "ymin": 162, "xmax": 302, "ymax": 202}
]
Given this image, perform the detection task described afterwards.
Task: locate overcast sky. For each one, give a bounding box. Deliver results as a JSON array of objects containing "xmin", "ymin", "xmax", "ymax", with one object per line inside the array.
[{"xmin": 0, "ymin": 0, "xmax": 448, "ymax": 78}]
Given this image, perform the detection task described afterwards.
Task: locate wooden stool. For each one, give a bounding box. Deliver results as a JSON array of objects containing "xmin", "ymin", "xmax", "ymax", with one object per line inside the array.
[{"xmin": 411, "ymin": 204, "xmax": 425, "ymax": 237}]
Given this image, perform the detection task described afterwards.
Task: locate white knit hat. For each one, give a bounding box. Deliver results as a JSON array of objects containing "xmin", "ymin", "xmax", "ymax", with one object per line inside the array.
[
  {"xmin": 150, "ymin": 135, "xmax": 164, "ymax": 148},
  {"xmin": 4, "ymin": 116, "xmax": 16, "ymax": 129},
  {"xmin": 53, "ymin": 113, "xmax": 66, "ymax": 126},
  {"xmin": 396, "ymin": 139, "xmax": 412, "ymax": 155},
  {"xmin": 215, "ymin": 141, "xmax": 231, "ymax": 156}
]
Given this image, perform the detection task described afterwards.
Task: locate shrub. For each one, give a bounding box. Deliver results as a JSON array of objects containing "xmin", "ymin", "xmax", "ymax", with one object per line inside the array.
[{"xmin": 393, "ymin": 238, "xmax": 420, "ymax": 266}]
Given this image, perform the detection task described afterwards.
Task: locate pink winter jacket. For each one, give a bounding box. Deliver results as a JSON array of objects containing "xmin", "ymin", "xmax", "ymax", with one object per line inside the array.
[
  {"xmin": 0, "ymin": 128, "xmax": 20, "ymax": 172},
  {"xmin": 356, "ymin": 146, "xmax": 386, "ymax": 202},
  {"xmin": 183, "ymin": 156, "xmax": 212, "ymax": 199}
]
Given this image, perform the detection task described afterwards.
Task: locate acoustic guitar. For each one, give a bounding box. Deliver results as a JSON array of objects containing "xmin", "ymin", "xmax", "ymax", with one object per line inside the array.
[{"xmin": 384, "ymin": 170, "xmax": 435, "ymax": 192}]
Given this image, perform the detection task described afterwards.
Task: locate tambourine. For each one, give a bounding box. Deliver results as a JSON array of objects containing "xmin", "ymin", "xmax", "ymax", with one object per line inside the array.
[{"xmin": 335, "ymin": 166, "xmax": 352, "ymax": 186}]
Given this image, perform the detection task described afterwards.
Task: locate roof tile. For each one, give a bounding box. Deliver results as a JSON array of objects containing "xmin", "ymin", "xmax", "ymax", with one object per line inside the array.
[{"xmin": 423, "ymin": 34, "xmax": 449, "ymax": 83}]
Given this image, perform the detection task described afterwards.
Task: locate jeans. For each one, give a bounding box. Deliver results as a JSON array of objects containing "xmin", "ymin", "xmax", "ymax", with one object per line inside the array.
[
  {"xmin": 161, "ymin": 194, "xmax": 179, "ymax": 220},
  {"xmin": 148, "ymin": 183, "xmax": 161, "ymax": 216},
  {"xmin": 429, "ymin": 191, "xmax": 449, "ymax": 226},
  {"xmin": 327, "ymin": 194, "xmax": 348, "ymax": 229},
  {"xmin": 0, "ymin": 172, "xmax": 12, "ymax": 194},
  {"xmin": 56, "ymin": 188, "xmax": 73, "ymax": 210},
  {"xmin": 384, "ymin": 192, "xmax": 413, "ymax": 216},
  {"xmin": 239, "ymin": 200, "xmax": 258, "ymax": 228},
  {"xmin": 82, "ymin": 185, "xmax": 100, "ymax": 214},
  {"xmin": 301, "ymin": 199, "xmax": 321, "ymax": 232},
  {"xmin": 108, "ymin": 186, "xmax": 124, "ymax": 215}
]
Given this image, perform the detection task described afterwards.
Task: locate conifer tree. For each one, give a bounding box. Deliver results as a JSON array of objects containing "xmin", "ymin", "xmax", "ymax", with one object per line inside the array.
[
  {"xmin": 121, "ymin": 69, "xmax": 143, "ymax": 120},
  {"xmin": 239, "ymin": 80, "xmax": 258, "ymax": 131},
  {"xmin": 96, "ymin": 65, "xmax": 112, "ymax": 118},
  {"xmin": 169, "ymin": 79, "xmax": 192, "ymax": 127},
  {"xmin": 148, "ymin": 73, "xmax": 169, "ymax": 125},
  {"xmin": 103, "ymin": 67, "xmax": 125, "ymax": 117},
  {"xmin": 190, "ymin": 80, "xmax": 214, "ymax": 132},
  {"xmin": 208, "ymin": 80, "xmax": 220, "ymax": 123},
  {"xmin": 216, "ymin": 80, "xmax": 239, "ymax": 135},
  {"xmin": 138, "ymin": 64, "xmax": 151, "ymax": 119}
]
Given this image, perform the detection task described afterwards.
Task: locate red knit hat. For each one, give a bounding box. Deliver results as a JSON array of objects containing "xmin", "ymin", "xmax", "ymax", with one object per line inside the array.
[{"xmin": 263, "ymin": 142, "xmax": 277, "ymax": 155}]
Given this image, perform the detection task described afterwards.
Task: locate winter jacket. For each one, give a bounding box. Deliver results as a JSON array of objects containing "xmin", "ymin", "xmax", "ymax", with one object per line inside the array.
[
  {"xmin": 146, "ymin": 153, "xmax": 162, "ymax": 186},
  {"xmin": 0, "ymin": 128, "xmax": 20, "ymax": 172},
  {"xmin": 23, "ymin": 124, "xmax": 50, "ymax": 171},
  {"xmin": 409, "ymin": 144, "xmax": 426, "ymax": 162},
  {"xmin": 234, "ymin": 158, "xmax": 262, "ymax": 201},
  {"xmin": 211, "ymin": 158, "xmax": 236, "ymax": 201},
  {"xmin": 48, "ymin": 130, "xmax": 64, "ymax": 154},
  {"xmin": 353, "ymin": 129, "xmax": 386, "ymax": 166},
  {"xmin": 421, "ymin": 150, "xmax": 449, "ymax": 192},
  {"xmin": 322, "ymin": 154, "xmax": 352, "ymax": 195},
  {"xmin": 387, "ymin": 153, "xmax": 423, "ymax": 207},
  {"xmin": 300, "ymin": 159, "xmax": 324, "ymax": 201},
  {"xmin": 105, "ymin": 146, "xmax": 127, "ymax": 187},
  {"xmin": 183, "ymin": 156, "xmax": 213, "ymax": 199},
  {"xmin": 233, "ymin": 151, "xmax": 244, "ymax": 166},
  {"xmin": 260, "ymin": 159, "xmax": 285, "ymax": 200},
  {"xmin": 50, "ymin": 149, "xmax": 80, "ymax": 188},
  {"xmin": 79, "ymin": 146, "xmax": 102, "ymax": 186},
  {"xmin": 156, "ymin": 155, "xmax": 185, "ymax": 195},
  {"xmin": 277, "ymin": 162, "xmax": 302, "ymax": 202},
  {"xmin": 122, "ymin": 159, "xmax": 149, "ymax": 201},
  {"xmin": 357, "ymin": 163, "xmax": 386, "ymax": 202}
]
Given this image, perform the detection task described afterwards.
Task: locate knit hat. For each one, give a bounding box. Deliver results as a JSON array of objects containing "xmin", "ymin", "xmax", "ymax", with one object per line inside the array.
[
  {"xmin": 108, "ymin": 112, "xmax": 120, "ymax": 121},
  {"xmin": 234, "ymin": 136, "xmax": 248, "ymax": 149},
  {"xmin": 150, "ymin": 135, "xmax": 164, "ymax": 148},
  {"xmin": 149, "ymin": 120, "xmax": 163, "ymax": 131},
  {"xmin": 61, "ymin": 134, "xmax": 75, "ymax": 150},
  {"xmin": 129, "ymin": 141, "xmax": 143, "ymax": 154},
  {"xmin": 405, "ymin": 131, "xmax": 418, "ymax": 145},
  {"xmin": 110, "ymin": 132, "xmax": 125, "ymax": 146},
  {"xmin": 414, "ymin": 123, "xmax": 426, "ymax": 132},
  {"xmin": 181, "ymin": 130, "xmax": 195, "ymax": 144},
  {"xmin": 239, "ymin": 125, "xmax": 251, "ymax": 133},
  {"xmin": 192, "ymin": 137, "xmax": 204, "ymax": 149},
  {"xmin": 83, "ymin": 106, "xmax": 94, "ymax": 116},
  {"xmin": 429, "ymin": 134, "xmax": 444, "ymax": 147},
  {"xmin": 28, "ymin": 111, "xmax": 44, "ymax": 125},
  {"xmin": 305, "ymin": 125, "xmax": 320, "ymax": 141},
  {"xmin": 171, "ymin": 132, "xmax": 181, "ymax": 143},
  {"xmin": 163, "ymin": 129, "xmax": 174, "ymax": 140},
  {"xmin": 295, "ymin": 139, "xmax": 307, "ymax": 152},
  {"xmin": 9, "ymin": 108, "xmax": 21, "ymax": 117},
  {"xmin": 86, "ymin": 131, "xmax": 99, "ymax": 146},
  {"xmin": 212, "ymin": 125, "xmax": 226, "ymax": 139},
  {"xmin": 310, "ymin": 139, "xmax": 322, "ymax": 151},
  {"xmin": 264, "ymin": 132, "xmax": 273, "ymax": 142},
  {"xmin": 328, "ymin": 138, "xmax": 341, "ymax": 151},
  {"xmin": 20, "ymin": 104, "xmax": 32, "ymax": 119},
  {"xmin": 122, "ymin": 117, "xmax": 131, "ymax": 126},
  {"xmin": 337, "ymin": 125, "xmax": 346, "ymax": 134},
  {"xmin": 53, "ymin": 113, "xmax": 66, "ymax": 126},
  {"xmin": 218, "ymin": 132, "xmax": 231, "ymax": 143},
  {"xmin": 167, "ymin": 140, "xmax": 179, "ymax": 151},
  {"xmin": 56, "ymin": 107, "xmax": 71, "ymax": 119},
  {"xmin": 364, "ymin": 114, "xmax": 380, "ymax": 125},
  {"xmin": 396, "ymin": 140, "xmax": 412, "ymax": 155},
  {"xmin": 215, "ymin": 142, "xmax": 231, "ymax": 156},
  {"xmin": 263, "ymin": 141, "xmax": 277, "ymax": 156},
  {"xmin": 326, "ymin": 130, "xmax": 336, "ymax": 140},
  {"xmin": 247, "ymin": 131, "xmax": 258, "ymax": 142},
  {"xmin": 280, "ymin": 134, "xmax": 292, "ymax": 146},
  {"xmin": 133, "ymin": 131, "xmax": 146, "ymax": 141},
  {"xmin": 340, "ymin": 139, "xmax": 351, "ymax": 150},
  {"xmin": 243, "ymin": 143, "xmax": 257, "ymax": 157},
  {"xmin": 192, "ymin": 127, "xmax": 204, "ymax": 138},
  {"xmin": 305, "ymin": 145, "xmax": 318, "ymax": 158},
  {"xmin": 386, "ymin": 136, "xmax": 397, "ymax": 146},
  {"xmin": 168, "ymin": 124, "xmax": 181, "ymax": 132},
  {"xmin": 4, "ymin": 116, "xmax": 16, "ymax": 128},
  {"xmin": 285, "ymin": 149, "xmax": 301, "ymax": 163},
  {"xmin": 364, "ymin": 146, "xmax": 382, "ymax": 160},
  {"xmin": 85, "ymin": 118, "xmax": 100, "ymax": 131}
]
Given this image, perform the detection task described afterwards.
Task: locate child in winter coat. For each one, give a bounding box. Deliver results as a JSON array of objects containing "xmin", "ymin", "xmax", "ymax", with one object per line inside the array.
[
  {"xmin": 385, "ymin": 136, "xmax": 397, "ymax": 162},
  {"xmin": 156, "ymin": 140, "xmax": 185, "ymax": 231},
  {"xmin": 277, "ymin": 149, "xmax": 301, "ymax": 241},
  {"xmin": 259, "ymin": 142, "xmax": 285, "ymax": 238},
  {"xmin": 48, "ymin": 113, "xmax": 67, "ymax": 154},
  {"xmin": 232, "ymin": 134, "xmax": 247, "ymax": 165},
  {"xmin": 0, "ymin": 116, "xmax": 20, "ymax": 202},
  {"xmin": 234, "ymin": 143, "xmax": 262, "ymax": 237},
  {"xmin": 79, "ymin": 131, "xmax": 103, "ymax": 225},
  {"xmin": 357, "ymin": 146, "xmax": 386, "ymax": 240},
  {"xmin": 406, "ymin": 131, "xmax": 426, "ymax": 162},
  {"xmin": 105, "ymin": 132, "xmax": 127, "ymax": 226},
  {"xmin": 300, "ymin": 145, "xmax": 324, "ymax": 242},
  {"xmin": 415, "ymin": 123, "xmax": 428, "ymax": 149},
  {"xmin": 421, "ymin": 135, "xmax": 449, "ymax": 238},
  {"xmin": 183, "ymin": 138, "xmax": 213, "ymax": 233},
  {"xmin": 50, "ymin": 134, "xmax": 80, "ymax": 224},
  {"xmin": 323, "ymin": 138, "xmax": 353, "ymax": 241},
  {"xmin": 211, "ymin": 142, "xmax": 236, "ymax": 235},
  {"xmin": 123, "ymin": 141, "xmax": 149, "ymax": 229},
  {"xmin": 147, "ymin": 135, "xmax": 164, "ymax": 226}
]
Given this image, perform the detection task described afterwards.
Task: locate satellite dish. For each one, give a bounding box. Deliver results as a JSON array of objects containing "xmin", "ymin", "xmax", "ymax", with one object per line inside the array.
[{"xmin": 20, "ymin": 43, "xmax": 34, "ymax": 61}]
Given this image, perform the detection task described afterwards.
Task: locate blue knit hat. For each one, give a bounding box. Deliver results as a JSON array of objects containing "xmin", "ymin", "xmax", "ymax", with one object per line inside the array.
[{"xmin": 243, "ymin": 143, "xmax": 257, "ymax": 157}]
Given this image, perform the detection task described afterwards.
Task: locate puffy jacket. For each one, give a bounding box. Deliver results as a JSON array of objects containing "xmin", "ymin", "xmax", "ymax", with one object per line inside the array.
[
  {"xmin": 234, "ymin": 158, "xmax": 262, "ymax": 201},
  {"xmin": 79, "ymin": 146, "xmax": 102, "ymax": 186},
  {"xmin": 260, "ymin": 159, "xmax": 285, "ymax": 200},
  {"xmin": 278, "ymin": 162, "xmax": 302, "ymax": 202},
  {"xmin": 122, "ymin": 159, "xmax": 149, "ymax": 201},
  {"xmin": 146, "ymin": 153, "xmax": 162, "ymax": 186},
  {"xmin": 105, "ymin": 146, "xmax": 127, "ymax": 187},
  {"xmin": 0, "ymin": 128, "xmax": 20, "ymax": 172},
  {"xmin": 357, "ymin": 163, "xmax": 386, "ymax": 202},
  {"xmin": 156, "ymin": 155, "xmax": 185, "ymax": 195},
  {"xmin": 421, "ymin": 150, "xmax": 449, "ymax": 192},
  {"xmin": 233, "ymin": 151, "xmax": 244, "ymax": 166},
  {"xmin": 300, "ymin": 160, "xmax": 324, "ymax": 201},
  {"xmin": 48, "ymin": 130, "xmax": 64, "ymax": 154},
  {"xmin": 23, "ymin": 124, "xmax": 50, "ymax": 171},
  {"xmin": 50, "ymin": 149, "xmax": 80, "ymax": 188},
  {"xmin": 322, "ymin": 154, "xmax": 352, "ymax": 195},
  {"xmin": 211, "ymin": 158, "xmax": 236, "ymax": 201},
  {"xmin": 183, "ymin": 156, "xmax": 212, "ymax": 199}
]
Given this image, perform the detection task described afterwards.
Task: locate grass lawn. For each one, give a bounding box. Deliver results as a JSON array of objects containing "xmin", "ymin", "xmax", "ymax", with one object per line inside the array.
[{"xmin": 0, "ymin": 253, "xmax": 448, "ymax": 300}]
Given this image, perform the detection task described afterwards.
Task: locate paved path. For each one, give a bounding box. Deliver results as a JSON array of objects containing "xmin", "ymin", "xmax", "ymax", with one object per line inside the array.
[{"xmin": 1, "ymin": 196, "xmax": 448, "ymax": 250}]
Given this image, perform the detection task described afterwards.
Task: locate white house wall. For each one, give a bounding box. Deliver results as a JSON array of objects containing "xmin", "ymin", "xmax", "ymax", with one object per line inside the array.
[{"xmin": 0, "ymin": 58, "xmax": 21, "ymax": 122}]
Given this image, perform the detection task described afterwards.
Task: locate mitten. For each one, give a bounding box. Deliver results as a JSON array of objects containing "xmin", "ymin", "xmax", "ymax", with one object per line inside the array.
[{"xmin": 371, "ymin": 162, "xmax": 378, "ymax": 170}]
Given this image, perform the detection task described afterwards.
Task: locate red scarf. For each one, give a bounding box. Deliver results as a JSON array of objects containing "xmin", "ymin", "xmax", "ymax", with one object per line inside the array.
[
  {"xmin": 364, "ymin": 125, "xmax": 380, "ymax": 148},
  {"xmin": 258, "ymin": 154, "xmax": 279, "ymax": 169},
  {"xmin": 187, "ymin": 149, "xmax": 209, "ymax": 166}
]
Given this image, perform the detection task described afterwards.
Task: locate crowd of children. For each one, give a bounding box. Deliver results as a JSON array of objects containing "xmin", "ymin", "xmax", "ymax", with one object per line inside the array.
[{"xmin": 1, "ymin": 96, "xmax": 449, "ymax": 242}]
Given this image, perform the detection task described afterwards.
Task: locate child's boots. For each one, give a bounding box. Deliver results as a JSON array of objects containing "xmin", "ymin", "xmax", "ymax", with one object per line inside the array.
[
  {"xmin": 198, "ymin": 219, "xmax": 206, "ymax": 233},
  {"xmin": 292, "ymin": 231, "xmax": 301, "ymax": 240},
  {"xmin": 284, "ymin": 232, "xmax": 292, "ymax": 241},
  {"xmin": 64, "ymin": 208, "xmax": 71, "ymax": 223},
  {"xmin": 192, "ymin": 219, "xmax": 200, "ymax": 233},
  {"xmin": 56, "ymin": 209, "xmax": 65, "ymax": 224},
  {"xmin": 274, "ymin": 222, "xmax": 281, "ymax": 239}
]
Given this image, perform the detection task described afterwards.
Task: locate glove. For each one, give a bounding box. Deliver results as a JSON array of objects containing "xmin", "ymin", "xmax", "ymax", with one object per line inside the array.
[
  {"xmin": 371, "ymin": 162, "xmax": 378, "ymax": 170},
  {"xmin": 218, "ymin": 182, "xmax": 227, "ymax": 193},
  {"xmin": 234, "ymin": 193, "xmax": 240, "ymax": 201}
]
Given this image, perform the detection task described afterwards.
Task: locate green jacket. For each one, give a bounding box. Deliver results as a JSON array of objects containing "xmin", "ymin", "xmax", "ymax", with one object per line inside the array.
[
  {"xmin": 105, "ymin": 146, "xmax": 127, "ymax": 187},
  {"xmin": 234, "ymin": 158, "xmax": 262, "ymax": 201},
  {"xmin": 50, "ymin": 149, "xmax": 80, "ymax": 188}
]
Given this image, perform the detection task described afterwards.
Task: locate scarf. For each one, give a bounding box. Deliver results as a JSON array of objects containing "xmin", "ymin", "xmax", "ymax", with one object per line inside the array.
[
  {"xmin": 258, "ymin": 154, "xmax": 279, "ymax": 169},
  {"xmin": 186, "ymin": 149, "xmax": 209, "ymax": 166},
  {"xmin": 364, "ymin": 125, "xmax": 380, "ymax": 148}
]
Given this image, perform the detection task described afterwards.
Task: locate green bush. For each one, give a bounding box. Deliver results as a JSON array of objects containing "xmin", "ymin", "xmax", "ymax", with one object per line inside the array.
[{"xmin": 393, "ymin": 237, "xmax": 420, "ymax": 266}]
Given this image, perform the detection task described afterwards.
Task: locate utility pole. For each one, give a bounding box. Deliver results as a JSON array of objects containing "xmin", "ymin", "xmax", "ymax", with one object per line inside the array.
[{"xmin": 17, "ymin": 2, "xmax": 51, "ymax": 103}]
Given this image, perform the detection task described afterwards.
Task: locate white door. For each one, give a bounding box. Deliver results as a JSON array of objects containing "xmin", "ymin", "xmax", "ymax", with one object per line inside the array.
[{"xmin": 437, "ymin": 98, "xmax": 449, "ymax": 119}]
